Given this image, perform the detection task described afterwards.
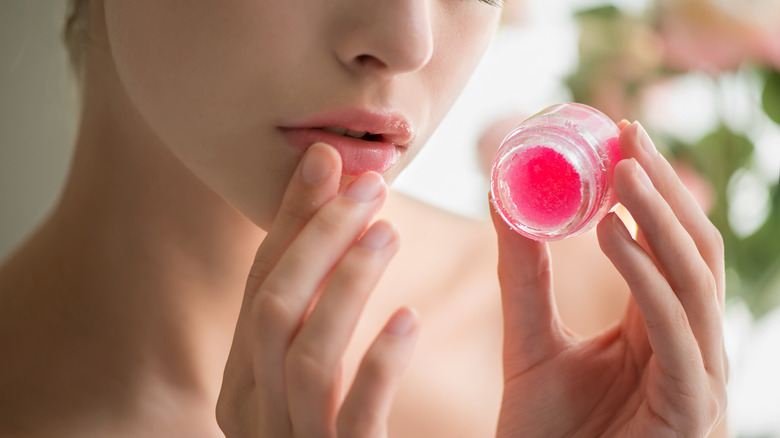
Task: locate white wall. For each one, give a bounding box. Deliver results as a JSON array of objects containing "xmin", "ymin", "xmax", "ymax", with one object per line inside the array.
[{"xmin": 0, "ymin": 1, "xmax": 78, "ymax": 259}]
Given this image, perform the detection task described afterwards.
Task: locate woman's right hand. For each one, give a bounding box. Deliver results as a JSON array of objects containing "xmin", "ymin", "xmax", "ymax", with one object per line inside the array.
[{"xmin": 216, "ymin": 143, "xmax": 418, "ymax": 437}]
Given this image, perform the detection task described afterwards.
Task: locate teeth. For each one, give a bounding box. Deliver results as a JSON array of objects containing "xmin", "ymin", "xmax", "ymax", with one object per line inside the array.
[
  {"xmin": 345, "ymin": 129, "xmax": 369, "ymax": 138},
  {"xmin": 322, "ymin": 126, "xmax": 370, "ymax": 139},
  {"xmin": 323, "ymin": 126, "xmax": 347, "ymax": 136}
]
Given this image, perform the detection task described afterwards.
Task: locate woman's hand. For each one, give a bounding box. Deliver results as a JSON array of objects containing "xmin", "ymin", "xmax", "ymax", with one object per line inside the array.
[
  {"xmin": 493, "ymin": 122, "xmax": 727, "ymax": 437},
  {"xmin": 216, "ymin": 143, "xmax": 418, "ymax": 437}
]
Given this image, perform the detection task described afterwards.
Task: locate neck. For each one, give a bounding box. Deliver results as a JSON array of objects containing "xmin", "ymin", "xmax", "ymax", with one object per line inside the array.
[{"xmin": 3, "ymin": 32, "xmax": 266, "ymax": 431}]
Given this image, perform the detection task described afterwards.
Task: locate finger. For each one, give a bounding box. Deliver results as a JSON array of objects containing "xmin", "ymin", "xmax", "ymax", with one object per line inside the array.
[
  {"xmin": 220, "ymin": 143, "xmax": 341, "ymax": 437},
  {"xmin": 254, "ymin": 170, "xmax": 387, "ymax": 340},
  {"xmin": 245, "ymin": 143, "xmax": 342, "ymax": 299},
  {"xmin": 250, "ymin": 172, "xmax": 387, "ymax": 382},
  {"xmin": 614, "ymin": 158, "xmax": 723, "ymax": 374},
  {"xmin": 489, "ymin": 201, "xmax": 565, "ymax": 373},
  {"xmin": 620, "ymin": 294, "xmax": 653, "ymax": 369},
  {"xmin": 619, "ymin": 123, "xmax": 725, "ymax": 307},
  {"xmin": 293, "ymin": 220, "xmax": 400, "ymax": 370},
  {"xmin": 287, "ymin": 220, "xmax": 400, "ymax": 435},
  {"xmin": 597, "ymin": 212, "xmax": 702, "ymax": 381},
  {"xmin": 337, "ymin": 307, "xmax": 419, "ymax": 438}
]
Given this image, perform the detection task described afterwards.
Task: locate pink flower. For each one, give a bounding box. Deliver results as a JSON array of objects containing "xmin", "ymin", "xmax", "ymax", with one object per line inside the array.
[{"xmin": 658, "ymin": 0, "xmax": 780, "ymax": 71}]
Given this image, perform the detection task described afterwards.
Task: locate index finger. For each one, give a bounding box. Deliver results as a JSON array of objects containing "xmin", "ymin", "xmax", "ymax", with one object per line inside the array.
[
  {"xmin": 619, "ymin": 123, "xmax": 725, "ymax": 306},
  {"xmin": 245, "ymin": 143, "xmax": 342, "ymax": 301}
]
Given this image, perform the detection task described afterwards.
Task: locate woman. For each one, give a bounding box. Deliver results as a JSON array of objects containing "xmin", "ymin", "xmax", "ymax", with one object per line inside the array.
[{"xmin": 0, "ymin": 0, "xmax": 727, "ymax": 436}]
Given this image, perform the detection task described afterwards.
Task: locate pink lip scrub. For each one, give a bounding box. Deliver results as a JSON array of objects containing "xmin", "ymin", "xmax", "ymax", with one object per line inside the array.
[{"xmin": 490, "ymin": 103, "xmax": 622, "ymax": 241}]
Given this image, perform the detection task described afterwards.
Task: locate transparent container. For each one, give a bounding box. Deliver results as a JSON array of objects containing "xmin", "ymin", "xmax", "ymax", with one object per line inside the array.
[{"xmin": 490, "ymin": 103, "xmax": 622, "ymax": 241}]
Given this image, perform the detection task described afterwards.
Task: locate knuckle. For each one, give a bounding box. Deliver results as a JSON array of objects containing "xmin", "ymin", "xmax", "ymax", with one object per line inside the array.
[
  {"xmin": 278, "ymin": 199, "xmax": 316, "ymax": 229},
  {"xmin": 497, "ymin": 262, "xmax": 552, "ymax": 293},
  {"xmin": 245, "ymin": 266, "xmax": 266, "ymax": 292},
  {"xmin": 718, "ymin": 385, "xmax": 729, "ymax": 422},
  {"xmin": 666, "ymin": 303, "xmax": 691, "ymax": 334},
  {"xmin": 702, "ymin": 271, "xmax": 718, "ymax": 296},
  {"xmin": 251, "ymin": 290, "xmax": 294, "ymax": 334},
  {"xmin": 705, "ymin": 387, "xmax": 727, "ymax": 431},
  {"xmin": 706, "ymin": 223, "xmax": 725, "ymax": 256},
  {"xmin": 309, "ymin": 203, "xmax": 350, "ymax": 237},
  {"xmin": 247, "ymin": 251, "xmax": 275, "ymax": 285},
  {"xmin": 308, "ymin": 196, "xmax": 371, "ymax": 239},
  {"xmin": 332, "ymin": 253, "xmax": 380, "ymax": 293},
  {"xmin": 711, "ymin": 368, "xmax": 729, "ymax": 420},
  {"xmin": 689, "ymin": 272, "xmax": 719, "ymax": 308},
  {"xmin": 680, "ymin": 270, "xmax": 720, "ymax": 317},
  {"xmin": 714, "ymin": 390, "xmax": 727, "ymax": 424},
  {"xmin": 286, "ymin": 343, "xmax": 334, "ymax": 389},
  {"xmin": 704, "ymin": 293, "xmax": 722, "ymax": 325},
  {"xmin": 245, "ymin": 252, "xmax": 276, "ymax": 298},
  {"xmin": 360, "ymin": 349, "xmax": 393, "ymax": 388}
]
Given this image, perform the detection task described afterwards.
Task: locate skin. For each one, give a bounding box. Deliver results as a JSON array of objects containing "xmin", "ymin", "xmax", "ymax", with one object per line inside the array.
[
  {"xmin": 0, "ymin": 0, "xmax": 727, "ymax": 436},
  {"xmin": 100, "ymin": 0, "xmax": 500, "ymax": 228},
  {"xmin": 494, "ymin": 122, "xmax": 728, "ymax": 437}
]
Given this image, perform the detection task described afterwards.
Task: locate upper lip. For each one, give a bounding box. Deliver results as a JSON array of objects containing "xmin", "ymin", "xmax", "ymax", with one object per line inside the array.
[{"xmin": 279, "ymin": 108, "xmax": 415, "ymax": 148}]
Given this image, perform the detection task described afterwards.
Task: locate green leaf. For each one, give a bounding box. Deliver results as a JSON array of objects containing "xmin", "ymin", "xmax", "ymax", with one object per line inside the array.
[
  {"xmin": 686, "ymin": 125, "xmax": 754, "ymax": 192},
  {"xmin": 762, "ymin": 69, "xmax": 780, "ymax": 125},
  {"xmin": 574, "ymin": 5, "xmax": 620, "ymax": 19}
]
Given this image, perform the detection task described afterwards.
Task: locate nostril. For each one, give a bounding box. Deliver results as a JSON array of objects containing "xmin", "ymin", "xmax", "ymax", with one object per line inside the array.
[{"xmin": 354, "ymin": 54, "xmax": 386, "ymax": 69}]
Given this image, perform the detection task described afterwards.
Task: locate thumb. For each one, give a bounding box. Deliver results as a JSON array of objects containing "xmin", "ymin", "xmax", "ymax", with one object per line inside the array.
[{"xmin": 490, "ymin": 201, "xmax": 564, "ymax": 374}]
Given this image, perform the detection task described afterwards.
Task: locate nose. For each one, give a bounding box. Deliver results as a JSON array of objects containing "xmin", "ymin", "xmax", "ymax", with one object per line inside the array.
[{"xmin": 332, "ymin": 0, "xmax": 434, "ymax": 76}]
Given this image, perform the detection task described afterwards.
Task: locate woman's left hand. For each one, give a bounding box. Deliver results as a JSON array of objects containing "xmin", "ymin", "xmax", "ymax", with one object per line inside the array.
[{"xmin": 493, "ymin": 122, "xmax": 728, "ymax": 437}]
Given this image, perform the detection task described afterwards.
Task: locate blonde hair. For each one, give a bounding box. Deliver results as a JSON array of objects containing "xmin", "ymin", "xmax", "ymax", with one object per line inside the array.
[{"xmin": 63, "ymin": 0, "xmax": 89, "ymax": 82}]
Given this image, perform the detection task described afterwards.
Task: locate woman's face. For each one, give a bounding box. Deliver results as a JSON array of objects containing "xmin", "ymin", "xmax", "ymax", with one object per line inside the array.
[{"xmin": 102, "ymin": 0, "xmax": 501, "ymax": 228}]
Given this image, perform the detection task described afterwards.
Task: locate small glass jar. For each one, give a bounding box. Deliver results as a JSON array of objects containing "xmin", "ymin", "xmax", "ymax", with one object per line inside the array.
[{"xmin": 490, "ymin": 103, "xmax": 622, "ymax": 241}]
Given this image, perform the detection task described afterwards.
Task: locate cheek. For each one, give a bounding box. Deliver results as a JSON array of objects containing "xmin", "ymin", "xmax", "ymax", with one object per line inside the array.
[
  {"xmin": 105, "ymin": 1, "xmax": 256, "ymax": 147},
  {"xmin": 103, "ymin": 0, "xmax": 302, "ymax": 226},
  {"xmin": 425, "ymin": 6, "xmax": 500, "ymax": 126}
]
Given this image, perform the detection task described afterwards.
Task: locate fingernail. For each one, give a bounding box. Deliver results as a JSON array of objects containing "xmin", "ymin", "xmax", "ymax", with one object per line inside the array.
[
  {"xmin": 358, "ymin": 221, "xmax": 396, "ymax": 250},
  {"xmin": 343, "ymin": 172, "xmax": 384, "ymax": 202},
  {"xmin": 611, "ymin": 213, "xmax": 633, "ymax": 241},
  {"xmin": 632, "ymin": 159, "xmax": 654, "ymax": 191},
  {"xmin": 635, "ymin": 122, "xmax": 658, "ymax": 156},
  {"xmin": 384, "ymin": 307, "xmax": 418, "ymax": 337},
  {"xmin": 301, "ymin": 144, "xmax": 333, "ymax": 185}
]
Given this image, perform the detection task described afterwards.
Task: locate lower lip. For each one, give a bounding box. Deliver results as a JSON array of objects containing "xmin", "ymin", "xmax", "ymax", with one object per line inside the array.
[{"xmin": 281, "ymin": 128, "xmax": 401, "ymax": 175}]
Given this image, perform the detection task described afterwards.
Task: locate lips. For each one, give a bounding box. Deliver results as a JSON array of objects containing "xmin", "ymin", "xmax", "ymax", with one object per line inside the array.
[{"xmin": 279, "ymin": 109, "xmax": 414, "ymax": 175}]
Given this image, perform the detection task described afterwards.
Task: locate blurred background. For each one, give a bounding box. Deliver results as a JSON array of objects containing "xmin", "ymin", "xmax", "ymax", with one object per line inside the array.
[{"xmin": 1, "ymin": 1, "xmax": 779, "ymax": 436}]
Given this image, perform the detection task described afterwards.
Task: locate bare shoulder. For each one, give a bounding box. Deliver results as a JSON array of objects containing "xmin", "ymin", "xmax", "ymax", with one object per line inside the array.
[
  {"xmin": 0, "ymin": 257, "xmax": 41, "ymax": 436},
  {"xmin": 381, "ymin": 190, "xmax": 497, "ymax": 257},
  {"xmin": 0, "ymin": 235, "xmax": 101, "ymax": 438},
  {"xmin": 0, "ymin": 241, "xmax": 63, "ymax": 436},
  {"xmin": 378, "ymin": 191, "xmax": 499, "ymax": 307}
]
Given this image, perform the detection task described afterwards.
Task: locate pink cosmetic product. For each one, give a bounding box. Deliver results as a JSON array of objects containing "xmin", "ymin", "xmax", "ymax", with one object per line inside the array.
[{"xmin": 490, "ymin": 103, "xmax": 622, "ymax": 241}]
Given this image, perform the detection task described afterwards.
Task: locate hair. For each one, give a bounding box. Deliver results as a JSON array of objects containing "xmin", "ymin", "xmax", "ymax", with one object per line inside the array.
[{"xmin": 63, "ymin": 0, "xmax": 89, "ymax": 83}]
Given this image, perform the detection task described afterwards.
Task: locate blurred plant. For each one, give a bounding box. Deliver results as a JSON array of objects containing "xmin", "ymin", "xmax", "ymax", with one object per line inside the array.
[
  {"xmin": 656, "ymin": 0, "xmax": 780, "ymax": 72},
  {"xmin": 566, "ymin": 3, "xmax": 780, "ymax": 318}
]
